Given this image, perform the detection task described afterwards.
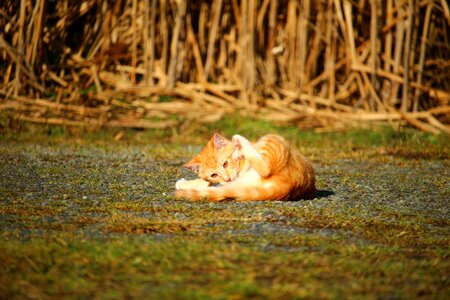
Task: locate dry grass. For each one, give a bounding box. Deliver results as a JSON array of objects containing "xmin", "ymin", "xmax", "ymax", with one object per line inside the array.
[{"xmin": 0, "ymin": 0, "xmax": 449, "ymax": 133}]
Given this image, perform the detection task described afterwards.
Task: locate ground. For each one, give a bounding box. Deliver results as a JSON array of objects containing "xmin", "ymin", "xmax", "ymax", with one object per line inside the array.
[{"xmin": 0, "ymin": 117, "xmax": 449, "ymax": 299}]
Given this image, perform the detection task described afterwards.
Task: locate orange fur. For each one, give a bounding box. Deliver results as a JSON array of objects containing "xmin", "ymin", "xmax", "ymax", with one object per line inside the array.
[{"xmin": 175, "ymin": 133, "xmax": 315, "ymax": 201}]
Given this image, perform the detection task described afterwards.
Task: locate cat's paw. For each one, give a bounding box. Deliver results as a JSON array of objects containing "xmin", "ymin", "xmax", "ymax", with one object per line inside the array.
[
  {"xmin": 232, "ymin": 149, "xmax": 245, "ymax": 161},
  {"xmin": 232, "ymin": 135, "xmax": 243, "ymax": 150},
  {"xmin": 232, "ymin": 135, "xmax": 255, "ymax": 158},
  {"xmin": 175, "ymin": 178, "xmax": 187, "ymax": 190},
  {"xmin": 176, "ymin": 178, "xmax": 210, "ymax": 190},
  {"xmin": 232, "ymin": 135, "xmax": 252, "ymax": 150},
  {"xmin": 232, "ymin": 135, "xmax": 247, "ymax": 160}
]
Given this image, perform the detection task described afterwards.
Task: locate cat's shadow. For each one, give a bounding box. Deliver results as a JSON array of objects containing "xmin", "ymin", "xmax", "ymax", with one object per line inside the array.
[
  {"xmin": 314, "ymin": 189, "xmax": 335, "ymax": 199},
  {"xmin": 288, "ymin": 189, "xmax": 334, "ymax": 202}
]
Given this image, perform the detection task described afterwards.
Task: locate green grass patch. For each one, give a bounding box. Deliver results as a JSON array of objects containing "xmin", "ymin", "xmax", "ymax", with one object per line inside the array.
[
  {"xmin": 0, "ymin": 234, "xmax": 448, "ymax": 299},
  {"xmin": 1, "ymin": 114, "xmax": 448, "ymax": 160}
]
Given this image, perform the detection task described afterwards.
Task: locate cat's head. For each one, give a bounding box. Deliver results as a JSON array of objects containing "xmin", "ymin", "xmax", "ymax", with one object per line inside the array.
[{"xmin": 183, "ymin": 133, "xmax": 239, "ymax": 185}]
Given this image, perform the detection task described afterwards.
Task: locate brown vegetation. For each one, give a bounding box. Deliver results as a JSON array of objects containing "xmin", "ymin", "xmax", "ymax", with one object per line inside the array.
[{"xmin": 0, "ymin": 0, "xmax": 449, "ymax": 133}]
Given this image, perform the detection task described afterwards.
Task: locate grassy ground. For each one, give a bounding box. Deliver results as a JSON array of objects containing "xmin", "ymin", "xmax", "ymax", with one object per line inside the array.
[{"xmin": 0, "ymin": 117, "xmax": 449, "ymax": 299}]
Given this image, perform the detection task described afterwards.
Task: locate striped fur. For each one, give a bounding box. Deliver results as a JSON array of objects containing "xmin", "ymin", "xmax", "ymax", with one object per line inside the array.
[{"xmin": 175, "ymin": 133, "xmax": 315, "ymax": 201}]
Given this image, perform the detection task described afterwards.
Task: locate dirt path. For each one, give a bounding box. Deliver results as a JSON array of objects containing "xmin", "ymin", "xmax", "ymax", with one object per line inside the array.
[{"xmin": 1, "ymin": 141, "xmax": 449, "ymax": 298}]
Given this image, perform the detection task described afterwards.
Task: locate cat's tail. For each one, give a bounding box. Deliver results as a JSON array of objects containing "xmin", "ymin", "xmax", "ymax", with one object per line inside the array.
[{"xmin": 174, "ymin": 184, "xmax": 284, "ymax": 202}]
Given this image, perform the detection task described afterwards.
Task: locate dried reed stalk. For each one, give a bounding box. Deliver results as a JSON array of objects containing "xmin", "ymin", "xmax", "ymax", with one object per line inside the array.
[
  {"xmin": 203, "ymin": 0, "xmax": 223, "ymax": 82},
  {"xmin": 0, "ymin": 0, "xmax": 449, "ymax": 133},
  {"xmin": 167, "ymin": 0, "xmax": 186, "ymax": 87}
]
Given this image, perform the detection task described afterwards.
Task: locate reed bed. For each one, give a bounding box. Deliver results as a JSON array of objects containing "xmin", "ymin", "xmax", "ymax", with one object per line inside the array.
[{"xmin": 0, "ymin": 0, "xmax": 449, "ymax": 133}]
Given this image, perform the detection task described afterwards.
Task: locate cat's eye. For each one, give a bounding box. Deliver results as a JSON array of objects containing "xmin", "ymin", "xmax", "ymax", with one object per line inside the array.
[
  {"xmin": 210, "ymin": 173, "xmax": 218, "ymax": 178},
  {"xmin": 223, "ymin": 161, "xmax": 229, "ymax": 168}
]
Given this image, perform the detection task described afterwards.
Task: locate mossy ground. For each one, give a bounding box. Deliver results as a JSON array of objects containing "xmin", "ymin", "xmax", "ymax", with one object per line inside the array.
[{"xmin": 0, "ymin": 116, "xmax": 449, "ymax": 299}]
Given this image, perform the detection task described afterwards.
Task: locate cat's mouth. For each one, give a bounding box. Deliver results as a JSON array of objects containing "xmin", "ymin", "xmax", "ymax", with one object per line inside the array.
[{"xmin": 217, "ymin": 177, "xmax": 234, "ymax": 185}]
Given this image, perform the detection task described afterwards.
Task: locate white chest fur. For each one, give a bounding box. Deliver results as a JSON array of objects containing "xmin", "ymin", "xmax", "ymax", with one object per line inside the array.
[{"xmin": 236, "ymin": 168, "xmax": 261, "ymax": 185}]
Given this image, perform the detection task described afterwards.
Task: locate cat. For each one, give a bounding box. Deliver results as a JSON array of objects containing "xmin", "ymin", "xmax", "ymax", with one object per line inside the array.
[{"xmin": 175, "ymin": 133, "xmax": 316, "ymax": 201}]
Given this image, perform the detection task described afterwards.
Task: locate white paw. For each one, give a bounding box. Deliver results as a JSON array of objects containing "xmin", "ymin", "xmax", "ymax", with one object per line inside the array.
[
  {"xmin": 175, "ymin": 178, "xmax": 186, "ymax": 190},
  {"xmin": 232, "ymin": 135, "xmax": 251, "ymax": 150},
  {"xmin": 232, "ymin": 149, "xmax": 244, "ymax": 161},
  {"xmin": 232, "ymin": 135, "xmax": 257, "ymax": 158},
  {"xmin": 232, "ymin": 134, "xmax": 243, "ymax": 147},
  {"xmin": 176, "ymin": 178, "xmax": 210, "ymax": 190},
  {"xmin": 232, "ymin": 135, "xmax": 246, "ymax": 160}
]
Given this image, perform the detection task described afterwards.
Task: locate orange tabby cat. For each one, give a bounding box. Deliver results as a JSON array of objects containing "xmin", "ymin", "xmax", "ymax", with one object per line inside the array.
[{"xmin": 175, "ymin": 133, "xmax": 315, "ymax": 201}]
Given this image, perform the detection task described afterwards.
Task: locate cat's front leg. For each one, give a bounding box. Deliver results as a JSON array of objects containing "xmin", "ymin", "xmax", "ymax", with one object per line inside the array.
[
  {"xmin": 232, "ymin": 134, "xmax": 271, "ymax": 177},
  {"xmin": 175, "ymin": 178, "xmax": 210, "ymax": 190},
  {"xmin": 232, "ymin": 149, "xmax": 244, "ymax": 161},
  {"xmin": 232, "ymin": 135, "xmax": 259, "ymax": 160},
  {"xmin": 231, "ymin": 135, "xmax": 245, "ymax": 161}
]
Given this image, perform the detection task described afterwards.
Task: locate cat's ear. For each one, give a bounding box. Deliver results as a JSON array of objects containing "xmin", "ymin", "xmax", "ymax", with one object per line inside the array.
[
  {"xmin": 183, "ymin": 161, "xmax": 200, "ymax": 173},
  {"xmin": 213, "ymin": 132, "xmax": 228, "ymax": 149}
]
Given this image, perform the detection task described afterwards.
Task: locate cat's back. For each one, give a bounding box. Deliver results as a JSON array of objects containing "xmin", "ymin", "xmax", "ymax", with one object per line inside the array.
[
  {"xmin": 255, "ymin": 134, "xmax": 291, "ymax": 172},
  {"xmin": 257, "ymin": 134, "xmax": 316, "ymax": 200},
  {"xmin": 255, "ymin": 134, "xmax": 288, "ymax": 151}
]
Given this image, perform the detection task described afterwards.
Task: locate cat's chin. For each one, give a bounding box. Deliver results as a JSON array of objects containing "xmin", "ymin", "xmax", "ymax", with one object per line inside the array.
[
  {"xmin": 218, "ymin": 177, "xmax": 236, "ymax": 185},
  {"xmin": 217, "ymin": 179, "xmax": 232, "ymax": 186}
]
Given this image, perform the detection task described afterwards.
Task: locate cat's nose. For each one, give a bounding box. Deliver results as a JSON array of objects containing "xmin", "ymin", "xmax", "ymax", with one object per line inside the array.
[{"xmin": 224, "ymin": 176, "xmax": 231, "ymax": 182}]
